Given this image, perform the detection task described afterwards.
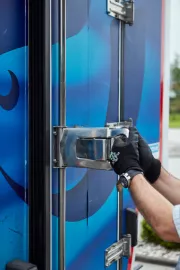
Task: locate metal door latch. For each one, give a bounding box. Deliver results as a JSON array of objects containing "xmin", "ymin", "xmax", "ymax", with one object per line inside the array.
[
  {"xmin": 105, "ymin": 235, "xmax": 131, "ymax": 267},
  {"xmin": 107, "ymin": 0, "xmax": 134, "ymax": 25},
  {"xmin": 53, "ymin": 121, "xmax": 132, "ymax": 170}
]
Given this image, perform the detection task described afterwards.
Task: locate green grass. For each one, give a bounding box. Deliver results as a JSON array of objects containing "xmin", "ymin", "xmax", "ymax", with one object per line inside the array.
[
  {"xmin": 169, "ymin": 113, "xmax": 180, "ymax": 128},
  {"xmin": 141, "ymin": 219, "xmax": 180, "ymax": 250}
]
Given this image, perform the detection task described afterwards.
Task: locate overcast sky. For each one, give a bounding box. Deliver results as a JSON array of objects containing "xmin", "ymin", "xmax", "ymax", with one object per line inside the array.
[{"xmin": 170, "ymin": 0, "xmax": 180, "ymax": 63}]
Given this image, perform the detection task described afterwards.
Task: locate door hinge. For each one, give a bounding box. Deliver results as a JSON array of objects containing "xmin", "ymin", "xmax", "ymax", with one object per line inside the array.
[
  {"xmin": 107, "ymin": 0, "xmax": 134, "ymax": 25},
  {"xmin": 53, "ymin": 121, "xmax": 132, "ymax": 170},
  {"xmin": 105, "ymin": 235, "xmax": 131, "ymax": 267}
]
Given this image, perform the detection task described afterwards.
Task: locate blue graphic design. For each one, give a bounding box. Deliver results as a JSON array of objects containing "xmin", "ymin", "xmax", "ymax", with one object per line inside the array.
[
  {"xmin": 122, "ymin": 1, "xmax": 162, "ymax": 269},
  {"xmin": 52, "ymin": 1, "xmax": 119, "ymax": 269},
  {"xmin": 0, "ymin": 1, "xmax": 28, "ymax": 264},
  {"xmin": 0, "ymin": 0, "xmax": 27, "ymax": 55},
  {"xmin": 0, "ymin": 70, "xmax": 19, "ymax": 110},
  {"xmin": 0, "ymin": 0, "xmax": 162, "ymax": 269},
  {"xmin": 124, "ymin": 0, "xmax": 162, "ymax": 143}
]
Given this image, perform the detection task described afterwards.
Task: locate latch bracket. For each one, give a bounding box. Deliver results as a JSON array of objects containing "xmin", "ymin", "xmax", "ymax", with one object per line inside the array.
[
  {"xmin": 107, "ymin": 0, "xmax": 134, "ymax": 25},
  {"xmin": 105, "ymin": 234, "xmax": 131, "ymax": 267}
]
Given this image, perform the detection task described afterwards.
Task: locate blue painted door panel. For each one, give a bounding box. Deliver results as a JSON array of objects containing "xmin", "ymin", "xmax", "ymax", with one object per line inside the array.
[
  {"xmin": 0, "ymin": 0, "xmax": 28, "ymax": 268},
  {"xmin": 52, "ymin": 0, "xmax": 120, "ymax": 270}
]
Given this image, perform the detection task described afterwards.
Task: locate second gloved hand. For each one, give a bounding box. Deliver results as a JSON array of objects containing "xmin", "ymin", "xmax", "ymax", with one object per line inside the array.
[
  {"xmin": 109, "ymin": 127, "xmax": 143, "ymax": 175},
  {"xmin": 138, "ymin": 131, "xmax": 161, "ymax": 184}
]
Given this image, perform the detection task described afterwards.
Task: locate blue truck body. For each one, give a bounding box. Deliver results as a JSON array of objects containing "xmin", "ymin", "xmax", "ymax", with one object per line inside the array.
[{"xmin": 0, "ymin": 1, "xmax": 163, "ymax": 270}]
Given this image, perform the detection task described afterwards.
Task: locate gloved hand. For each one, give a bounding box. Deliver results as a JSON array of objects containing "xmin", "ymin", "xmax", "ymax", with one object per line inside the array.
[
  {"xmin": 138, "ymin": 130, "xmax": 161, "ymax": 184},
  {"xmin": 109, "ymin": 127, "xmax": 143, "ymax": 175}
]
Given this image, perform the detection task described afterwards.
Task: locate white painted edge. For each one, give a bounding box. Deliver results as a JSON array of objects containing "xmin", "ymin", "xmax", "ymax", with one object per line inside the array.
[{"xmin": 161, "ymin": 0, "xmax": 171, "ymax": 170}]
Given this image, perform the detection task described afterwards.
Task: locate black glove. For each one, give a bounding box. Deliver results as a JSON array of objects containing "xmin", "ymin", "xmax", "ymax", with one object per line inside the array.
[
  {"xmin": 138, "ymin": 131, "xmax": 161, "ymax": 184},
  {"xmin": 109, "ymin": 127, "xmax": 142, "ymax": 175}
]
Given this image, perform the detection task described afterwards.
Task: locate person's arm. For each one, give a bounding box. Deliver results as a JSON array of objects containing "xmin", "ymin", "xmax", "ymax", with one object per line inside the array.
[
  {"xmin": 137, "ymin": 131, "xmax": 180, "ymax": 205},
  {"xmin": 153, "ymin": 166, "xmax": 180, "ymax": 205},
  {"xmin": 110, "ymin": 127, "xmax": 180, "ymax": 243},
  {"xmin": 128, "ymin": 173, "xmax": 180, "ymax": 243}
]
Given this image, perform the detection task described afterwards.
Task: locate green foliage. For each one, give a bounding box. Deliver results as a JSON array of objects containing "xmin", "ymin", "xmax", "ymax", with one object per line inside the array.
[
  {"xmin": 141, "ymin": 219, "xmax": 180, "ymax": 250},
  {"xmin": 171, "ymin": 54, "xmax": 180, "ymax": 86},
  {"xmin": 169, "ymin": 113, "xmax": 180, "ymax": 128},
  {"xmin": 170, "ymin": 54, "xmax": 180, "ymax": 127},
  {"xmin": 170, "ymin": 97, "xmax": 180, "ymax": 114}
]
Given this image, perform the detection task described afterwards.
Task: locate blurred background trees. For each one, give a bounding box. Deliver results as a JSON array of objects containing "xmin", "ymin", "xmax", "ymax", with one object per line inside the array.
[{"xmin": 170, "ymin": 54, "xmax": 180, "ymax": 127}]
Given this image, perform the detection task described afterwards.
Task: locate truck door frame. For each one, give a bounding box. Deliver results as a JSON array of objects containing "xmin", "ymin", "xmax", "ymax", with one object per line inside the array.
[{"xmin": 28, "ymin": 1, "xmax": 52, "ymax": 270}]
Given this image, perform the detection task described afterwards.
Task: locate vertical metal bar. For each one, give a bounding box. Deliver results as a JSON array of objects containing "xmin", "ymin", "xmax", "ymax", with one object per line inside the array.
[
  {"xmin": 59, "ymin": 0, "xmax": 66, "ymax": 270},
  {"xmin": 60, "ymin": 0, "xmax": 66, "ymax": 126},
  {"xmin": 117, "ymin": 21, "xmax": 125, "ymax": 270},
  {"xmin": 50, "ymin": 0, "xmax": 52, "ymax": 267},
  {"xmin": 117, "ymin": 20, "xmax": 121, "ymax": 270},
  {"xmin": 120, "ymin": 22, "xmax": 125, "ymax": 121}
]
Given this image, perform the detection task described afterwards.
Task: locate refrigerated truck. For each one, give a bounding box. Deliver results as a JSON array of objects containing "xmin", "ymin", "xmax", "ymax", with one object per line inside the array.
[{"xmin": 0, "ymin": 0, "xmax": 168, "ymax": 270}]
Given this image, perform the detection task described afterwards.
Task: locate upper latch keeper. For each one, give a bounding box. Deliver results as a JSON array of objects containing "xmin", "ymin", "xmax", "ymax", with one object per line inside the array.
[{"xmin": 107, "ymin": 0, "xmax": 134, "ymax": 25}]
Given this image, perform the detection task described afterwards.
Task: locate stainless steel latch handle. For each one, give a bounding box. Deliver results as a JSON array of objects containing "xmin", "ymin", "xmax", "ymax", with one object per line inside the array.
[{"xmin": 53, "ymin": 121, "xmax": 132, "ymax": 170}]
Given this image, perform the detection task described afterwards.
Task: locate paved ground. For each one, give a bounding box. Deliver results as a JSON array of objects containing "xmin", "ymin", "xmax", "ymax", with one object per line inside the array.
[
  {"xmin": 133, "ymin": 261, "xmax": 175, "ymax": 270},
  {"xmin": 134, "ymin": 128, "xmax": 180, "ymax": 270},
  {"xmin": 168, "ymin": 129, "xmax": 180, "ymax": 158},
  {"xmin": 168, "ymin": 129, "xmax": 180, "ymax": 178},
  {"xmin": 169, "ymin": 157, "xmax": 180, "ymax": 178}
]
